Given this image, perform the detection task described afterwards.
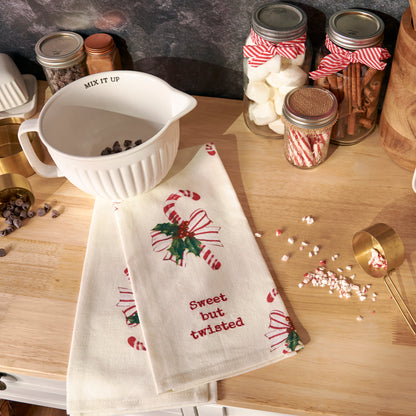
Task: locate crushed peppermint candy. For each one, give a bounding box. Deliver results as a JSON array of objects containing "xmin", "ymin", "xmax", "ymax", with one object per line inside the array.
[
  {"xmin": 299, "ymin": 266, "xmax": 372, "ymax": 301},
  {"xmin": 275, "ymin": 229, "xmax": 282, "ymax": 236},
  {"xmin": 254, "ymin": 232, "xmax": 262, "ymax": 238},
  {"xmin": 368, "ymin": 248, "xmax": 387, "ymax": 271},
  {"xmin": 288, "ymin": 237, "xmax": 295, "ymax": 244},
  {"xmin": 281, "ymin": 254, "xmax": 290, "ymax": 262},
  {"xmin": 302, "ymin": 215, "xmax": 315, "ymax": 224}
]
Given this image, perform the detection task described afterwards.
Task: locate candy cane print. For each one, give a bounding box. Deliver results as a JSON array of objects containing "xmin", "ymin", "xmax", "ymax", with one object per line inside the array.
[
  {"xmin": 117, "ymin": 286, "xmax": 140, "ymax": 327},
  {"xmin": 265, "ymin": 309, "xmax": 294, "ymax": 351},
  {"xmin": 188, "ymin": 208, "xmax": 222, "ymax": 270},
  {"xmin": 151, "ymin": 190, "xmax": 223, "ymax": 270},
  {"xmin": 127, "ymin": 336, "xmax": 146, "ymax": 351},
  {"xmin": 266, "ymin": 288, "xmax": 279, "ymax": 303},
  {"xmin": 205, "ymin": 142, "xmax": 217, "ymax": 156},
  {"xmin": 163, "ymin": 190, "xmax": 201, "ymax": 224}
]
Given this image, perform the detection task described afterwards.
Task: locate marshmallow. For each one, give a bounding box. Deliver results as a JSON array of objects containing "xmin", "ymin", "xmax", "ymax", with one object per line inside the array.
[
  {"xmin": 268, "ymin": 118, "xmax": 285, "ymax": 134},
  {"xmin": 266, "ymin": 72, "xmax": 282, "ymax": 88},
  {"xmin": 283, "ymin": 52, "xmax": 306, "ymax": 67},
  {"xmin": 246, "ymin": 55, "xmax": 282, "ymax": 82},
  {"xmin": 273, "ymin": 93, "xmax": 285, "ymax": 115},
  {"xmin": 278, "ymin": 85, "xmax": 297, "ymax": 96},
  {"xmin": 245, "ymin": 81, "xmax": 271, "ymax": 103},
  {"xmin": 268, "ymin": 64, "xmax": 307, "ymax": 88},
  {"xmin": 250, "ymin": 101, "xmax": 278, "ymax": 126}
]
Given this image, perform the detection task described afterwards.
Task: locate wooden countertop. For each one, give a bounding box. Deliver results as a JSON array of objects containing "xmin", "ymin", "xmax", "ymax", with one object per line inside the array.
[{"xmin": 1, "ymin": 82, "xmax": 416, "ymax": 416}]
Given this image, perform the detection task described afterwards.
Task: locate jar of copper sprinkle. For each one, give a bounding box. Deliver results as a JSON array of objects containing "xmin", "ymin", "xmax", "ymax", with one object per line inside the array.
[
  {"xmin": 85, "ymin": 33, "xmax": 121, "ymax": 74},
  {"xmin": 282, "ymin": 86, "xmax": 338, "ymax": 168}
]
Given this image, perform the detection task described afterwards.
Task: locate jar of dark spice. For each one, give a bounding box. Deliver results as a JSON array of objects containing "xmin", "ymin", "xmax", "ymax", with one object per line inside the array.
[
  {"xmin": 35, "ymin": 31, "xmax": 88, "ymax": 93},
  {"xmin": 282, "ymin": 86, "xmax": 338, "ymax": 168},
  {"xmin": 84, "ymin": 33, "xmax": 122, "ymax": 74},
  {"xmin": 310, "ymin": 9, "xmax": 391, "ymax": 145},
  {"xmin": 243, "ymin": 2, "xmax": 312, "ymax": 139}
]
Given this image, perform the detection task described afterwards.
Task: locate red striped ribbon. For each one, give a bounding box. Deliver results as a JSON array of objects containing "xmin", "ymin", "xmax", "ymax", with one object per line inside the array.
[
  {"xmin": 309, "ymin": 35, "xmax": 390, "ymax": 80},
  {"xmin": 243, "ymin": 29, "xmax": 306, "ymax": 68}
]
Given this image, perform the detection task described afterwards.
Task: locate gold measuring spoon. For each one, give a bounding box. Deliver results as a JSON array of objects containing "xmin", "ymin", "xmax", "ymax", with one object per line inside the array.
[{"xmin": 352, "ymin": 223, "xmax": 416, "ymax": 335}]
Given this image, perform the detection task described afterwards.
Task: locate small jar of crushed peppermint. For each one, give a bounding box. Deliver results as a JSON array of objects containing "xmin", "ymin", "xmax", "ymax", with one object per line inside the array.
[
  {"xmin": 310, "ymin": 9, "xmax": 391, "ymax": 145},
  {"xmin": 243, "ymin": 2, "xmax": 312, "ymax": 139},
  {"xmin": 35, "ymin": 31, "xmax": 88, "ymax": 93},
  {"xmin": 282, "ymin": 86, "xmax": 338, "ymax": 168}
]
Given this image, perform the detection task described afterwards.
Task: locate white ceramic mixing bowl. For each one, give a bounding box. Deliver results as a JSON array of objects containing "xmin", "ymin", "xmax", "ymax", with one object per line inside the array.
[{"xmin": 18, "ymin": 70, "xmax": 197, "ymax": 200}]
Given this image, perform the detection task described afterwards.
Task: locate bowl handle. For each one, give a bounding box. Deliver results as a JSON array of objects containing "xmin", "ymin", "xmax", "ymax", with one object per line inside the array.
[{"xmin": 18, "ymin": 118, "xmax": 62, "ymax": 178}]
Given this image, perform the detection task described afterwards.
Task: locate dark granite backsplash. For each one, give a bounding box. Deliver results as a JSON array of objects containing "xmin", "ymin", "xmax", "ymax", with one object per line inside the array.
[{"xmin": 0, "ymin": 0, "xmax": 409, "ymax": 99}]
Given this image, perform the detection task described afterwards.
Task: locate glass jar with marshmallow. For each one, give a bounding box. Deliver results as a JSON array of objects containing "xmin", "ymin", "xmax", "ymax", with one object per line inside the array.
[{"xmin": 243, "ymin": 2, "xmax": 311, "ymax": 139}]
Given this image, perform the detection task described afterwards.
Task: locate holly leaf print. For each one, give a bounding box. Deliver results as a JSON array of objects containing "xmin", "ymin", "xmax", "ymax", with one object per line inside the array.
[
  {"xmin": 127, "ymin": 312, "xmax": 140, "ymax": 325},
  {"xmin": 168, "ymin": 238, "xmax": 186, "ymax": 263},
  {"xmin": 286, "ymin": 330, "xmax": 301, "ymax": 351},
  {"xmin": 185, "ymin": 236, "xmax": 202, "ymax": 257},
  {"xmin": 152, "ymin": 222, "xmax": 179, "ymax": 236}
]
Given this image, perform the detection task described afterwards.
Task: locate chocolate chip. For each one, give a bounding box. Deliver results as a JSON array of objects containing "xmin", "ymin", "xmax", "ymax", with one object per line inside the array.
[
  {"xmin": 100, "ymin": 138, "xmax": 143, "ymax": 155},
  {"xmin": 0, "ymin": 248, "xmax": 6, "ymax": 257},
  {"xmin": 12, "ymin": 218, "xmax": 22, "ymax": 229},
  {"xmin": 51, "ymin": 209, "xmax": 61, "ymax": 218},
  {"xmin": 37, "ymin": 207, "xmax": 46, "ymax": 217},
  {"xmin": 101, "ymin": 147, "xmax": 112, "ymax": 155}
]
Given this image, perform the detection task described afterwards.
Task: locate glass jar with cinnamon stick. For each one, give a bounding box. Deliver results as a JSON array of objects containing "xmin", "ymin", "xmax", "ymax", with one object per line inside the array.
[{"xmin": 310, "ymin": 9, "xmax": 390, "ymax": 145}]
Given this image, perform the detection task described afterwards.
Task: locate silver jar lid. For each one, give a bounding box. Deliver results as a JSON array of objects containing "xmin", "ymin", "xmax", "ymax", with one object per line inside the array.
[
  {"xmin": 35, "ymin": 31, "xmax": 85, "ymax": 68},
  {"xmin": 327, "ymin": 9, "xmax": 385, "ymax": 50},
  {"xmin": 282, "ymin": 86, "xmax": 338, "ymax": 129},
  {"xmin": 251, "ymin": 2, "xmax": 307, "ymax": 42}
]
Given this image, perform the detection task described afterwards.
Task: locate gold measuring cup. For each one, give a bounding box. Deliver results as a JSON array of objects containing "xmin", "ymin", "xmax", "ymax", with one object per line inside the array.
[{"xmin": 352, "ymin": 223, "xmax": 416, "ymax": 335}]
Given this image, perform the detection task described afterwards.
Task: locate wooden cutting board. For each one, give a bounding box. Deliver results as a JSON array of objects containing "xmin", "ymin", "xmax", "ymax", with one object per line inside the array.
[{"xmin": 379, "ymin": 7, "xmax": 416, "ymax": 171}]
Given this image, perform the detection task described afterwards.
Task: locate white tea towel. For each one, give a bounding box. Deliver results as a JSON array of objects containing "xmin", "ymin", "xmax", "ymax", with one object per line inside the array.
[
  {"xmin": 67, "ymin": 197, "xmax": 215, "ymax": 416},
  {"xmin": 114, "ymin": 143, "xmax": 303, "ymax": 394}
]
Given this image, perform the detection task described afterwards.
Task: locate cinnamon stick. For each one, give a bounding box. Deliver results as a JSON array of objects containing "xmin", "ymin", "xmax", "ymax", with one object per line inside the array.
[
  {"xmin": 347, "ymin": 64, "xmax": 357, "ymax": 135},
  {"xmin": 327, "ymin": 74, "xmax": 340, "ymax": 100}
]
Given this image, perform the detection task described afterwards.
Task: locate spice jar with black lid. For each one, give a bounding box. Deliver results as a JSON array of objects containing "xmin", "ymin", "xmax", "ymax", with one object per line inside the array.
[
  {"xmin": 243, "ymin": 2, "xmax": 311, "ymax": 139},
  {"xmin": 310, "ymin": 9, "xmax": 391, "ymax": 145},
  {"xmin": 35, "ymin": 31, "xmax": 88, "ymax": 93},
  {"xmin": 84, "ymin": 33, "xmax": 122, "ymax": 74}
]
